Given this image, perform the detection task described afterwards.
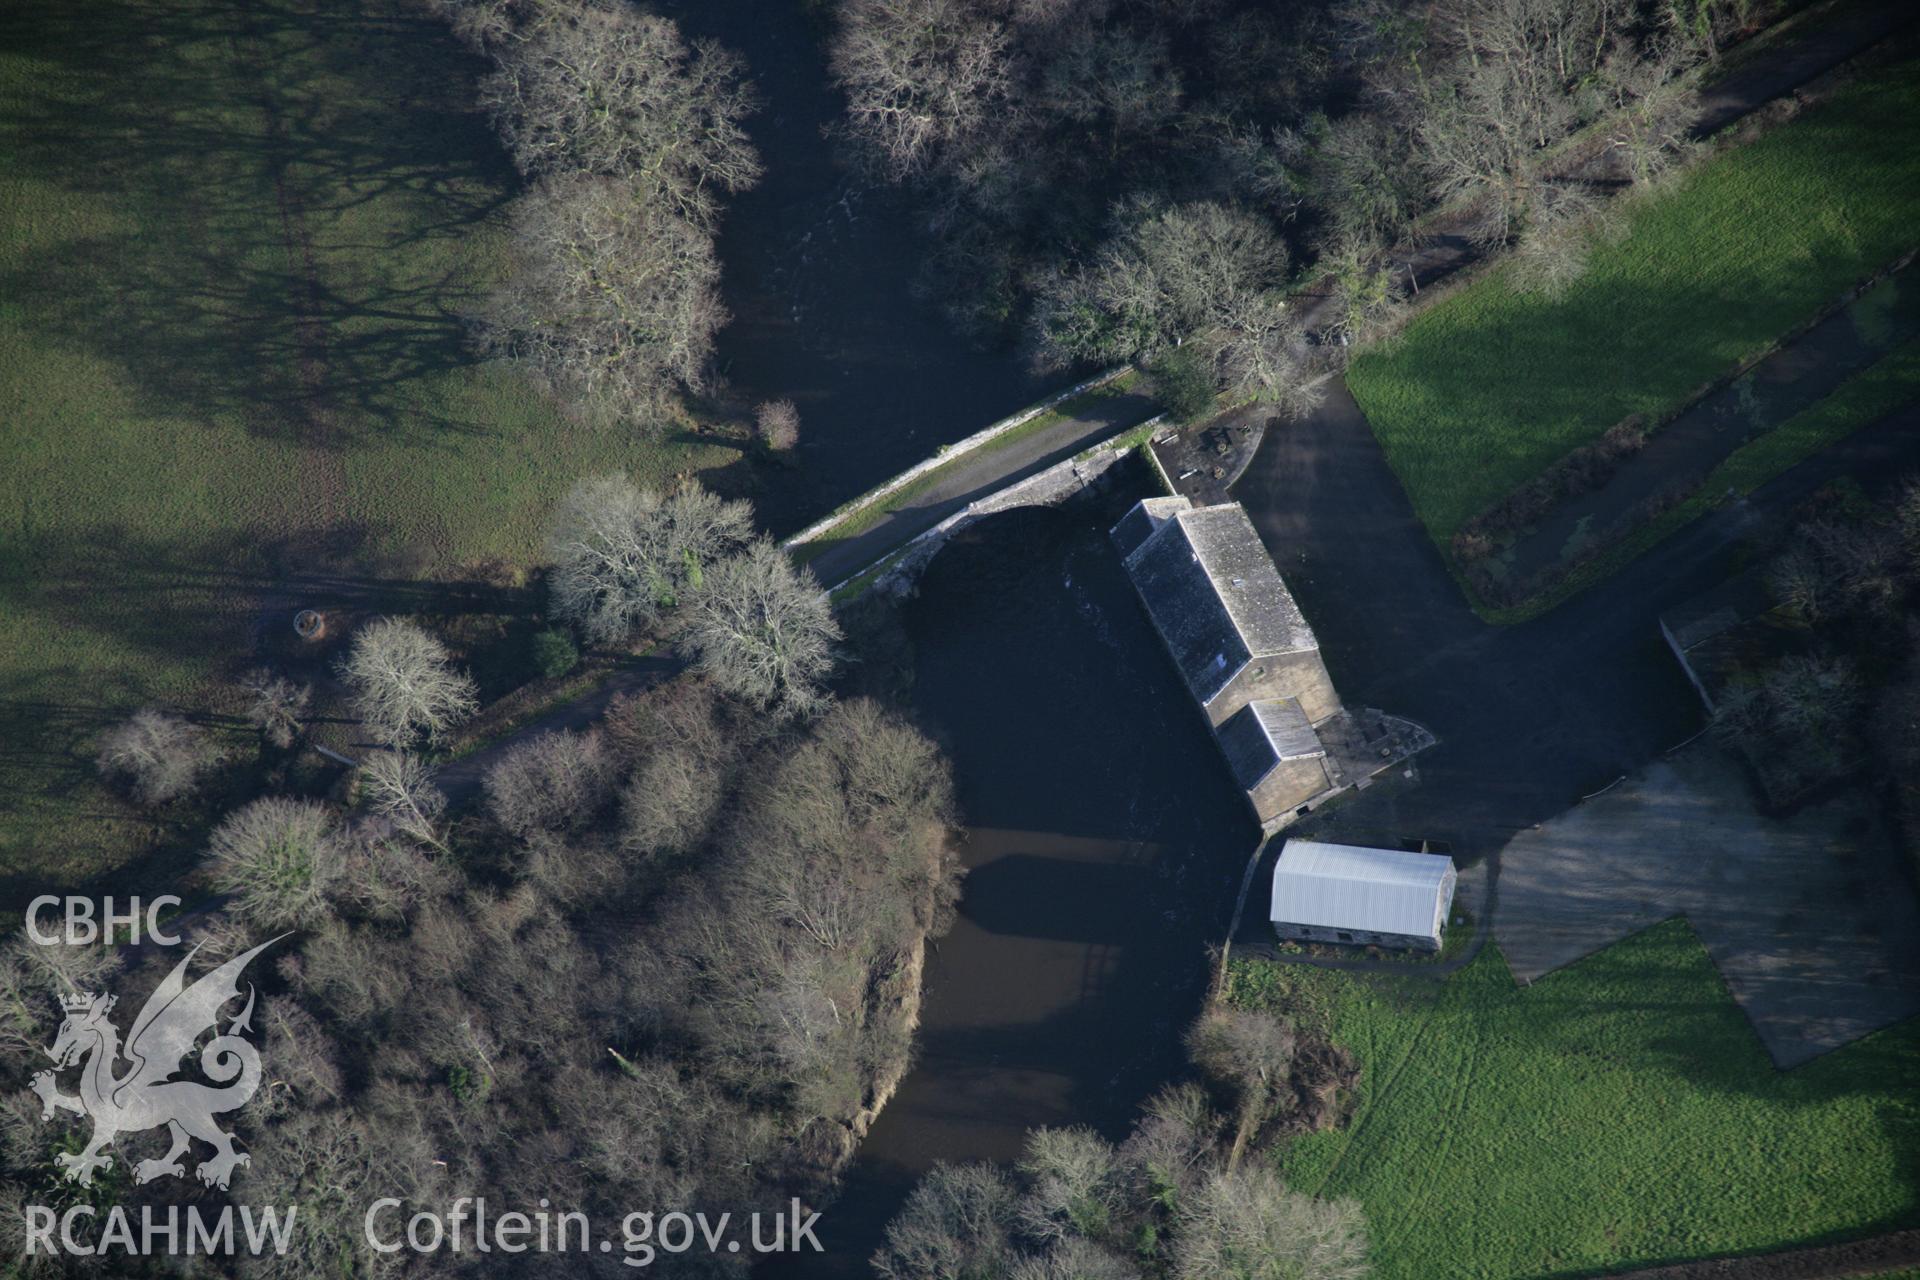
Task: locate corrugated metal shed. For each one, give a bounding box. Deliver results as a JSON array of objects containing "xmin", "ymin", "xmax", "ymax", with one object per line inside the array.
[
  {"xmin": 1269, "ymin": 840, "xmax": 1455, "ymax": 940},
  {"xmin": 1122, "ymin": 503, "xmax": 1317, "ymax": 703},
  {"xmin": 1218, "ymin": 698, "xmax": 1324, "ymax": 789}
]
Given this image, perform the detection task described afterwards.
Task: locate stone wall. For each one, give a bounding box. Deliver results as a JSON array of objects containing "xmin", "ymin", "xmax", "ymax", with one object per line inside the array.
[
  {"xmin": 868, "ymin": 431, "xmax": 1159, "ymax": 596},
  {"xmin": 1273, "ymin": 921, "xmax": 1439, "ymax": 952}
]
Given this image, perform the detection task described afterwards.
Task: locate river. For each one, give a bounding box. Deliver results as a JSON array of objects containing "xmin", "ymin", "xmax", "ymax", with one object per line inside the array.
[
  {"xmin": 652, "ymin": 8, "xmax": 1254, "ymax": 1269},
  {"xmin": 764, "ymin": 470, "xmax": 1261, "ymax": 1275},
  {"xmin": 664, "ymin": 0, "xmax": 1058, "ymax": 538}
]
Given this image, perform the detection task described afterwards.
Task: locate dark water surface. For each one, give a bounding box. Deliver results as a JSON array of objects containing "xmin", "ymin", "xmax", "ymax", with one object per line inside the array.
[
  {"xmin": 646, "ymin": 10, "xmax": 1252, "ymax": 1266},
  {"xmin": 663, "ymin": 0, "xmax": 1057, "ymax": 537},
  {"xmin": 767, "ymin": 474, "xmax": 1260, "ymax": 1275}
]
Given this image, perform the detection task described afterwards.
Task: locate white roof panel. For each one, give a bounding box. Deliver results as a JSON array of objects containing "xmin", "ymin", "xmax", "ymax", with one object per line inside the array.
[{"xmin": 1269, "ymin": 840, "xmax": 1454, "ymax": 939}]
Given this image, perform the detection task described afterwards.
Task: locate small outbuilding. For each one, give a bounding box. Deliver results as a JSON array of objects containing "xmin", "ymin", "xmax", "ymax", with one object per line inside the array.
[
  {"xmin": 1218, "ymin": 698, "xmax": 1337, "ymax": 823},
  {"xmin": 1269, "ymin": 839, "xmax": 1457, "ymax": 952}
]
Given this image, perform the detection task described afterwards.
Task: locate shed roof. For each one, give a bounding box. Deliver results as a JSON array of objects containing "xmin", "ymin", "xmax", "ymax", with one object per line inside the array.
[
  {"xmin": 1218, "ymin": 698, "xmax": 1325, "ymax": 789},
  {"xmin": 1124, "ymin": 503, "xmax": 1316, "ymax": 703},
  {"xmin": 1269, "ymin": 840, "xmax": 1454, "ymax": 939}
]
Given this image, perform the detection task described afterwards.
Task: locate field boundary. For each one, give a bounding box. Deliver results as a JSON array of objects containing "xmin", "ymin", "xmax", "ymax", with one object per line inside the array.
[{"xmin": 1455, "ymin": 250, "xmax": 1919, "ymax": 615}]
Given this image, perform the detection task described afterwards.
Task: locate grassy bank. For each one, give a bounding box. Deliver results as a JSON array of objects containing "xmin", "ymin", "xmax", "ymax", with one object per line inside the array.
[
  {"xmin": 1489, "ymin": 334, "xmax": 1920, "ymax": 622},
  {"xmin": 0, "ymin": 0, "xmax": 731, "ymax": 885},
  {"xmin": 1229, "ymin": 921, "xmax": 1920, "ymax": 1280},
  {"xmin": 1348, "ymin": 61, "xmax": 1920, "ymax": 548}
]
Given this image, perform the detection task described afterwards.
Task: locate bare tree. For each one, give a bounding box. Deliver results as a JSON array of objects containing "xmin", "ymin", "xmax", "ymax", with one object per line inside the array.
[
  {"xmin": 1767, "ymin": 545, "xmax": 1828, "ymax": 623},
  {"xmin": 1602, "ymin": 44, "xmax": 1700, "ymax": 185},
  {"xmin": 546, "ymin": 475, "xmax": 755, "ymax": 645},
  {"xmin": 480, "ymin": 5, "xmax": 760, "ymax": 224},
  {"xmin": 1213, "ymin": 304, "xmax": 1323, "ymax": 417},
  {"xmin": 683, "ymin": 539, "xmax": 841, "ymax": 716},
  {"xmin": 621, "ymin": 745, "xmax": 728, "ymax": 857},
  {"xmin": 755, "ymin": 398, "xmax": 801, "ymax": 451},
  {"xmin": 425, "ymin": 0, "xmax": 567, "ymax": 53},
  {"xmin": 337, "ymin": 618, "xmax": 478, "ymax": 749},
  {"xmin": 831, "ymin": 0, "xmax": 1013, "ymax": 179},
  {"xmin": 1119, "ymin": 1082, "xmax": 1221, "ymax": 1203},
  {"xmin": 0, "ymin": 931, "xmax": 119, "ymax": 1060},
  {"xmin": 1038, "ymin": 25, "xmax": 1182, "ymax": 162},
  {"xmin": 358, "ymin": 752, "xmax": 451, "ymax": 855},
  {"xmin": 1031, "ymin": 200, "xmax": 1291, "ymax": 370},
  {"xmin": 1187, "ymin": 1006, "xmax": 1298, "ymax": 1170},
  {"xmin": 1663, "ymin": 0, "xmax": 1759, "ymax": 61},
  {"xmin": 240, "ymin": 668, "xmax": 310, "ymax": 750},
  {"xmin": 476, "ymin": 173, "xmax": 728, "ymax": 422},
  {"xmin": 1319, "ymin": 234, "xmax": 1408, "ymax": 351},
  {"xmin": 1172, "ymin": 1165, "xmax": 1369, "ymax": 1280},
  {"xmin": 484, "ymin": 729, "xmax": 615, "ymax": 839},
  {"xmin": 332, "ymin": 829, "xmax": 454, "ymax": 925},
  {"xmin": 1307, "ymin": 113, "xmax": 1423, "ymax": 250},
  {"xmin": 1416, "ymin": 78, "xmax": 1560, "ymax": 246},
  {"xmin": 1508, "ymin": 184, "xmax": 1610, "ymax": 296},
  {"xmin": 873, "ymin": 1162, "xmax": 1019, "ymax": 1280},
  {"xmin": 207, "ymin": 798, "xmax": 347, "ymax": 930},
  {"xmin": 96, "ymin": 708, "xmax": 213, "ymax": 806},
  {"xmin": 1017, "ymin": 1127, "xmax": 1123, "ymax": 1244},
  {"xmin": 1007, "ymin": 1240, "xmax": 1144, "ymax": 1280}
]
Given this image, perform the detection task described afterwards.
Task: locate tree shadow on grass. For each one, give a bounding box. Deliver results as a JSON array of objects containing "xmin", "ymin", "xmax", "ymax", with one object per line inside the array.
[{"xmin": 1, "ymin": 0, "xmax": 522, "ymax": 447}]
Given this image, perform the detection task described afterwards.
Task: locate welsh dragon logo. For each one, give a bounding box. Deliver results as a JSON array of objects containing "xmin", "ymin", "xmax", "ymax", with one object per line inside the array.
[{"xmin": 29, "ymin": 937, "xmax": 281, "ymax": 1190}]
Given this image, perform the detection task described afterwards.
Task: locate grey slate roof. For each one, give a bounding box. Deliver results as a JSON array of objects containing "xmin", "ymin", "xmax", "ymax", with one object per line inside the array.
[
  {"xmin": 1218, "ymin": 698, "xmax": 1324, "ymax": 789},
  {"xmin": 1110, "ymin": 495, "xmax": 1193, "ymax": 560},
  {"xmin": 1269, "ymin": 840, "xmax": 1455, "ymax": 939},
  {"xmin": 1123, "ymin": 503, "xmax": 1317, "ymax": 703}
]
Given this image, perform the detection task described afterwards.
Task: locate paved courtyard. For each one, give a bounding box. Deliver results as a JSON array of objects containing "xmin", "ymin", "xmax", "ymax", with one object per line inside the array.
[{"xmin": 1495, "ymin": 744, "xmax": 1920, "ymax": 1067}]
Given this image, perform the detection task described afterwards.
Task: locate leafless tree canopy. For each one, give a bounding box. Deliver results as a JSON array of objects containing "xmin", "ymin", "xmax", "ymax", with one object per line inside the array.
[
  {"xmin": 1172, "ymin": 1165, "xmax": 1369, "ymax": 1280},
  {"xmin": 337, "ymin": 617, "xmax": 479, "ymax": 749},
  {"xmin": 439, "ymin": 0, "xmax": 759, "ymax": 423},
  {"xmin": 95, "ymin": 708, "xmax": 213, "ymax": 806},
  {"xmin": 1187, "ymin": 1005, "xmax": 1300, "ymax": 1169},
  {"xmin": 876, "ymin": 1106, "xmax": 1367, "ymax": 1280},
  {"xmin": 482, "ymin": 5, "xmax": 761, "ymax": 223},
  {"xmin": 1031, "ymin": 200, "xmax": 1290, "ymax": 370},
  {"xmin": 831, "ymin": 0, "xmax": 1013, "ymax": 179},
  {"xmin": 240, "ymin": 668, "xmax": 311, "ymax": 750},
  {"xmin": 1028, "ymin": 198, "xmax": 1323, "ymax": 413},
  {"xmin": 1712, "ymin": 477, "xmax": 1920, "ymax": 809},
  {"xmin": 545, "ymin": 474, "xmax": 755, "ymax": 645},
  {"xmin": 755, "ymin": 397, "xmax": 801, "ymax": 451},
  {"xmin": 474, "ymin": 172, "xmax": 729, "ymax": 422},
  {"xmin": 358, "ymin": 751, "xmax": 451, "ymax": 855},
  {"xmin": 207, "ymin": 798, "xmax": 348, "ymax": 930},
  {"xmin": 484, "ymin": 728, "xmax": 616, "ymax": 839},
  {"xmin": 683, "ymin": 538, "xmax": 842, "ymax": 717},
  {"xmin": 826, "ymin": 0, "xmax": 1719, "ymax": 351}
]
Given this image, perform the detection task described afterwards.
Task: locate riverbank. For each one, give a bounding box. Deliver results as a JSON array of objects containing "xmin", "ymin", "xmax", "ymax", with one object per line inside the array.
[{"xmin": 769, "ymin": 466, "xmax": 1264, "ymax": 1274}]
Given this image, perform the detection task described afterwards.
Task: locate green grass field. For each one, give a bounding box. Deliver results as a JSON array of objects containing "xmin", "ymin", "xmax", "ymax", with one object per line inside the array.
[
  {"xmin": 1492, "ymin": 334, "xmax": 1920, "ymax": 621},
  {"xmin": 1348, "ymin": 62, "xmax": 1920, "ymax": 547},
  {"xmin": 1229, "ymin": 922, "xmax": 1920, "ymax": 1279},
  {"xmin": 0, "ymin": 0, "xmax": 734, "ymax": 886}
]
